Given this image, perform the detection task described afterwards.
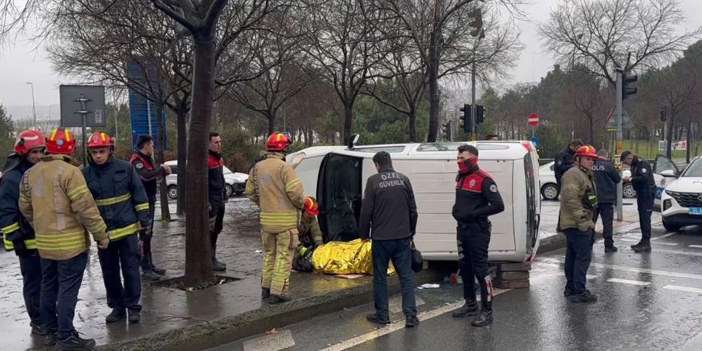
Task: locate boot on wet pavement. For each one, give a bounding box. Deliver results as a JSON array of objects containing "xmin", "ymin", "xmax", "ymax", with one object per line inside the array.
[
  {"xmin": 261, "ymin": 288, "xmax": 271, "ymax": 299},
  {"xmin": 569, "ymin": 290, "xmax": 598, "ymax": 303},
  {"xmin": 128, "ymin": 309, "xmax": 141, "ymax": 324},
  {"xmin": 31, "ymin": 321, "xmax": 48, "ymax": 336},
  {"xmin": 56, "ymin": 332, "xmax": 96, "ymax": 351},
  {"xmin": 149, "ymin": 254, "xmax": 166, "ymax": 275},
  {"xmin": 212, "ymin": 249, "xmax": 227, "ymax": 272},
  {"xmin": 105, "ymin": 308, "xmax": 126, "ymax": 323},
  {"xmin": 452, "ymin": 301, "xmax": 478, "ymax": 318},
  {"xmin": 405, "ymin": 315, "xmax": 420, "ymax": 328},
  {"xmin": 44, "ymin": 332, "xmax": 57, "ymax": 346},
  {"xmin": 266, "ymin": 294, "xmax": 291, "ymax": 304},
  {"xmin": 604, "ymin": 245, "xmax": 618, "ymax": 253},
  {"xmin": 366, "ymin": 313, "xmax": 390, "ymax": 325},
  {"xmin": 142, "ymin": 268, "xmax": 161, "ymax": 281},
  {"xmin": 632, "ymin": 242, "xmax": 651, "ymax": 253},
  {"xmin": 471, "ymin": 309, "xmax": 493, "ymax": 327}
]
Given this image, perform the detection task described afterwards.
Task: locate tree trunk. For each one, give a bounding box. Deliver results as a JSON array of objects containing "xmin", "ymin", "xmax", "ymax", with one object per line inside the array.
[
  {"xmin": 267, "ymin": 113, "xmax": 275, "ymax": 135},
  {"xmin": 666, "ymin": 114, "xmax": 675, "ymax": 159},
  {"xmin": 155, "ymin": 103, "xmax": 171, "ymax": 222},
  {"xmin": 588, "ymin": 115, "xmax": 594, "ymax": 145},
  {"xmin": 408, "ymin": 110, "xmax": 417, "ymax": 142},
  {"xmin": 427, "ymin": 30, "xmax": 440, "ymax": 143},
  {"xmin": 176, "ymin": 106, "xmax": 188, "ymax": 216},
  {"xmin": 185, "ymin": 38, "xmax": 215, "ymax": 286},
  {"xmin": 343, "ymin": 103, "xmax": 353, "ymax": 144}
]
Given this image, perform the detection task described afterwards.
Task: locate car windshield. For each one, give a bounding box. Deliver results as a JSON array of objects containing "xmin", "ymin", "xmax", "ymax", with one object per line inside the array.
[{"xmin": 681, "ymin": 158, "xmax": 702, "ymax": 177}]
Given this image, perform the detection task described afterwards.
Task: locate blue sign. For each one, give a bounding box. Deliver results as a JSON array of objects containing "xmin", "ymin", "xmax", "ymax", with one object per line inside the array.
[
  {"xmin": 530, "ymin": 138, "xmax": 539, "ymax": 147},
  {"xmin": 126, "ymin": 60, "xmax": 167, "ymax": 151}
]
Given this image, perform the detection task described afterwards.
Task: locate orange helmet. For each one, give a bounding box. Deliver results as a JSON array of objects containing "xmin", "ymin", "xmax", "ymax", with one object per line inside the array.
[
  {"xmin": 304, "ymin": 197, "xmax": 319, "ymax": 216},
  {"xmin": 265, "ymin": 132, "xmax": 291, "ymax": 152},
  {"xmin": 45, "ymin": 128, "xmax": 76, "ymax": 155},
  {"xmin": 575, "ymin": 145, "xmax": 597, "ymax": 159},
  {"xmin": 87, "ymin": 131, "xmax": 113, "ymax": 149},
  {"xmin": 14, "ymin": 130, "xmax": 45, "ymax": 155}
]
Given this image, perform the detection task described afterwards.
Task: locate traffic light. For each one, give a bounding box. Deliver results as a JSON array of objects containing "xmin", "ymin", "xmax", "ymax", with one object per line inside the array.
[
  {"xmin": 476, "ymin": 105, "xmax": 485, "ymax": 124},
  {"xmin": 468, "ymin": 8, "xmax": 483, "ymax": 38},
  {"xmin": 459, "ymin": 104, "xmax": 472, "ymax": 133},
  {"xmin": 443, "ymin": 122, "xmax": 452, "ymax": 141},
  {"xmin": 622, "ymin": 72, "xmax": 638, "ymax": 100}
]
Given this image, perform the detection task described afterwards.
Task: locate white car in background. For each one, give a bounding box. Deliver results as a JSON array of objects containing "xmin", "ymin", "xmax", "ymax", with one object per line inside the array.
[
  {"xmin": 660, "ymin": 155, "xmax": 702, "ymax": 232},
  {"xmin": 538, "ymin": 161, "xmax": 634, "ymax": 201},
  {"xmin": 164, "ymin": 160, "xmax": 249, "ymax": 199}
]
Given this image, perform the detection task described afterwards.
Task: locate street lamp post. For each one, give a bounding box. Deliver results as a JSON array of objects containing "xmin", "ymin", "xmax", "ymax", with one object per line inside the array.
[{"xmin": 26, "ymin": 82, "xmax": 37, "ymax": 129}]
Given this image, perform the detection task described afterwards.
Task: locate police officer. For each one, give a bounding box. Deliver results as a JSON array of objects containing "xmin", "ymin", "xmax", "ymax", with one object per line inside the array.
[
  {"xmin": 555, "ymin": 139, "xmax": 584, "ymax": 189},
  {"xmin": 560, "ymin": 145, "xmax": 598, "ymax": 303},
  {"xmin": 0, "ymin": 130, "xmax": 45, "ymax": 335},
  {"xmin": 621, "ymin": 151, "xmax": 656, "ymax": 253},
  {"xmin": 592, "ymin": 149, "xmax": 621, "ymax": 252},
  {"xmin": 292, "ymin": 197, "xmax": 323, "ymax": 272},
  {"xmin": 19, "ymin": 128, "xmax": 109, "ymax": 350},
  {"xmin": 130, "ymin": 135, "xmax": 170, "ymax": 280},
  {"xmin": 359, "ymin": 151, "xmax": 419, "ymax": 328},
  {"xmin": 208, "ymin": 132, "xmax": 227, "ymax": 272},
  {"xmin": 245, "ymin": 132, "xmax": 304, "ymax": 304},
  {"xmin": 451, "ymin": 144, "xmax": 504, "ymax": 327},
  {"xmin": 83, "ymin": 132, "xmax": 151, "ymax": 324}
]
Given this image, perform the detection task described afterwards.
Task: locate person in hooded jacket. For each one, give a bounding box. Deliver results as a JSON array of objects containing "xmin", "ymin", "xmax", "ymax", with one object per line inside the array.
[
  {"xmin": 0, "ymin": 130, "xmax": 46, "ymax": 335},
  {"xmin": 83, "ymin": 132, "xmax": 151, "ymax": 324}
]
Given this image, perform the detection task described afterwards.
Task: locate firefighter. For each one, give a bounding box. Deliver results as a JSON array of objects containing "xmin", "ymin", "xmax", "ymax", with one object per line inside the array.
[
  {"xmin": 245, "ymin": 132, "xmax": 305, "ymax": 304},
  {"xmin": 19, "ymin": 128, "xmax": 109, "ymax": 350},
  {"xmin": 560, "ymin": 145, "xmax": 599, "ymax": 303},
  {"xmin": 130, "ymin": 135, "xmax": 170, "ymax": 281},
  {"xmin": 208, "ymin": 132, "xmax": 227, "ymax": 271},
  {"xmin": 83, "ymin": 132, "xmax": 151, "ymax": 324},
  {"xmin": 292, "ymin": 197, "xmax": 323, "ymax": 272},
  {"xmin": 621, "ymin": 151, "xmax": 656, "ymax": 253},
  {"xmin": 451, "ymin": 144, "xmax": 504, "ymax": 327},
  {"xmin": 0, "ymin": 130, "xmax": 46, "ymax": 335}
]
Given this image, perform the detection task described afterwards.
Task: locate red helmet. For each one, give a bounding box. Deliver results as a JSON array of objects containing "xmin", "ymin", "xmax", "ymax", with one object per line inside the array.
[
  {"xmin": 14, "ymin": 130, "xmax": 45, "ymax": 155},
  {"xmin": 87, "ymin": 132, "xmax": 113, "ymax": 149},
  {"xmin": 265, "ymin": 132, "xmax": 291, "ymax": 152},
  {"xmin": 45, "ymin": 128, "xmax": 76, "ymax": 155},
  {"xmin": 304, "ymin": 197, "xmax": 319, "ymax": 216},
  {"xmin": 575, "ymin": 145, "xmax": 598, "ymax": 159}
]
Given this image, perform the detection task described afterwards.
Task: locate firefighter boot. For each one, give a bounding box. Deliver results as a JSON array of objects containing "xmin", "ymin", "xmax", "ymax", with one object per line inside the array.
[
  {"xmin": 632, "ymin": 241, "xmax": 652, "ymax": 253},
  {"xmin": 212, "ymin": 243, "xmax": 227, "ymax": 272},
  {"xmin": 128, "ymin": 309, "xmax": 141, "ymax": 324},
  {"xmin": 471, "ymin": 301, "xmax": 493, "ymax": 327},
  {"xmin": 262, "ymin": 288, "xmax": 271, "ymax": 299},
  {"xmin": 452, "ymin": 300, "xmax": 479, "ymax": 318},
  {"xmin": 266, "ymin": 294, "xmax": 291, "ymax": 304},
  {"xmin": 105, "ymin": 308, "xmax": 126, "ymax": 323}
]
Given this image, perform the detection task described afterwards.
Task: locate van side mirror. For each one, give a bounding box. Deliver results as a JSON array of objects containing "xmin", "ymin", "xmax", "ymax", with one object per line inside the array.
[
  {"xmin": 660, "ymin": 169, "xmax": 677, "ymax": 177},
  {"xmin": 348, "ymin": 134, "xmax": 360, "ymax": 149}
]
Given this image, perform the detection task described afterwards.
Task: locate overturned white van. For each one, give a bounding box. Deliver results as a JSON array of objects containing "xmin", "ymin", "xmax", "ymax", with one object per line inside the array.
[{"xmin": 287, "ymin": 141, "xmax": 541, "ymax": 264}]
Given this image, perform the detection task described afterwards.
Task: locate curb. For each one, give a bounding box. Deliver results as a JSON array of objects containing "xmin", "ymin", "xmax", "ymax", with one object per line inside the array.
[{"xmin": 96, "ymin": 266, "xmax": 447, "ymax": 351}]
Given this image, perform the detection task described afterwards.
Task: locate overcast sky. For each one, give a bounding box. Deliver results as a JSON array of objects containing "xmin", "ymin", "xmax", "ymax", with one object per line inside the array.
[{"xmin": 1, "ymin": 0, "xmax": 701, "ymax": 109}]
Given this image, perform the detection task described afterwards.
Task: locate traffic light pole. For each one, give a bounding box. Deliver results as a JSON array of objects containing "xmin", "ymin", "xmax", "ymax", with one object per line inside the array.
[
  {"xmin": 471, "ymin": 62, "xmax": 477, "ymax": 141},
  {"xmin": 615, "ymin": 70, "xmax": 624, "ymax": 221}
]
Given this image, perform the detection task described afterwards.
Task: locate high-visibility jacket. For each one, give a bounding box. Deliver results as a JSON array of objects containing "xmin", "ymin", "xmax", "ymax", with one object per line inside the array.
[
  {"xmin": 82, "ymin": 156, "xmax": 151, "ymax": 242},
  {"xmin": 0, "ymin": 156, "xmax": 37, "ymax": 253},
  {"xmin": 19, "ymin": 155, "xmax": 108, "ymax": 261},
  {"xmin": 245, "ymin": 153, "xmax": 305, "ymax": 233}
]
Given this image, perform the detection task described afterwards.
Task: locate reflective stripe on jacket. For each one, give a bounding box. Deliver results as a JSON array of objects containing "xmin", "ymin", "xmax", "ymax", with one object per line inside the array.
[{"xmin": 0, "ymin": 157, "xmax": 38, "ymax": 253}]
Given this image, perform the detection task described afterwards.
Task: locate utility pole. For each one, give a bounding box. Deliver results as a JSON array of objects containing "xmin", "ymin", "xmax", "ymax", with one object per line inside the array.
[
  {"xmin": 26, "ymin": 82, "xmax": 36, "ymax": 129},
  {"xmin": 471, "ymin": 63, "xmax": 477, "ymax": 140},
  {"xmin": 615, "ymin": 69, "xmax": 624, "ymax": 221}
]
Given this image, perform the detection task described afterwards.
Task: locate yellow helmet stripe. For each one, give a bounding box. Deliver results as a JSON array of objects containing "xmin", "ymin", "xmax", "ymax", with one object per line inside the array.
[
  {"xmin": 101, "ymin": 133, "xmax": 106, "ymax": 141},
  {"xmin": 64, "ymin": 130, "xmax": 70, "ymax": 142},
  {"xmin": 50, "ymin": 129, "xmax": 57, "ymax": 141}
]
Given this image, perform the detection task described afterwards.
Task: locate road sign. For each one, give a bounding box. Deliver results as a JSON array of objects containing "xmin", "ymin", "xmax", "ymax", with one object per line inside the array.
[
  {"xmin": 59, "ymin": 85, "xmax": 106, "ymax": 127},
  {"xmin": 527, "ymin": 113, "xmax": 539, "ymax": 127},
  {"xmin": 605, "ymin": 107, "xmax": 634, "ymax": 131}
]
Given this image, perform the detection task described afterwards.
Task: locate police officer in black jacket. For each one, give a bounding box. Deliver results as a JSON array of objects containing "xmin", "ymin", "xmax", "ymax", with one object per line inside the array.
[
  {"xmin": 555, "ymin": 139, "xmax": 584, "ymax": 189},
  {"xmin": 621, "ymin": 151, "xmax": 656, "ymax": 252},
  {"xmin": 360, "ymin": 151, "xmax": 419, "ymax": 329},
  {"xmin": 451, "ymin": 144, "xmax": 504, "ymax": 327},
  {"xmin": 592, "ymin": 149, "xmax": 621, "ymax": 252}
]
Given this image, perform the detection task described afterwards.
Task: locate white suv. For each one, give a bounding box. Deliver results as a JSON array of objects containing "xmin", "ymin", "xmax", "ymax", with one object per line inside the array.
[
  {"xmin": 660, "ymin": 155, "xmax": 702, "ymax": 232},
  {"xmin": 164, "ymin": 160, "xmax": 249, "ymax": 200}
]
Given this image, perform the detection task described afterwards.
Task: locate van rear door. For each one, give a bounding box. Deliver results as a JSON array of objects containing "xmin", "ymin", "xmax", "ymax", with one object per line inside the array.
[{"xmin": 317, "ymin": 153, "xmax": 365, "ymax": 242}]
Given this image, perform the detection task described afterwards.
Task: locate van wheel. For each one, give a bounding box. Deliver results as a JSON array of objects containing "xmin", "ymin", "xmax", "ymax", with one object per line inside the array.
[
  {"xmin": 225, "ymin": 185, "xmax": 234, "ymax": 198},
  {"xmin": 541, "ymin": 183, "xmax": 559, "ymax": 201},
  {"xmin": 623, "ymin": 183, "xmax": 637, "ymax": 198},
  {"xmin": 662, "ymin": 218, "xmax": 681, "ymax": 232},
  {"xmin": 167, "ymin": 185, "xmax": 178, "ymax": 200}
]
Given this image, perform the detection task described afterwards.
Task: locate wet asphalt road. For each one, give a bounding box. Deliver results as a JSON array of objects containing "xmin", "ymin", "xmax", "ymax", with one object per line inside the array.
[{"xmin": 209, "ymin": 223, "xmax": 702, "ymax": 351}]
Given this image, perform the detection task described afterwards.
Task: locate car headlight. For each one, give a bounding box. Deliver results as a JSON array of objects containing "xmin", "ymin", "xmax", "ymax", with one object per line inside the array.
[{"xmin": 665, "ymin": 189, "xmax": 675, "ymax": 197}]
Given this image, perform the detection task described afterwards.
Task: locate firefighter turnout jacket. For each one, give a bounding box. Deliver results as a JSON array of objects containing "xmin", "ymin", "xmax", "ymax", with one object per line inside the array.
[
  {"xmin": 452, "ymin": 163, "xmax": 505, "ymax": 224},
  {"xmin": 130, "ymin": 152, "xmax": 168, "ymax": 200},
  {"xmin": 208, "ymin": 150, "xmax": 227, "ymax": 209},
  {"xmin": 245, "ymin": 152, "xmax": 305, "ymax": 233},
  {"xmin": 0, "ymin": 156, "xmax": 37, "ymax": 253},
  {"xmin": 559, "ymin": 164, "xmax": 598, "ymax": 232},
  {"xmin": 298, "ymin": 215, "xmax": 323, "ymax": 247},
  {"xmin": 82, "ymin": 156, "xmax": 151, "ymax": 242},
  {"xmin": 19, "ymin": 155, "xmax": 108, "ymax": 261}
]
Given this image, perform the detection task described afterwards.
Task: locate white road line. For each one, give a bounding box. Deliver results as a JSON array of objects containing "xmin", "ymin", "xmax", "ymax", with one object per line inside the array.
[
  {"xmin": 319, "ymin": 289, "xmax": 511, "ymax": 351},
  {"xmin": 663, "ymin": 285, "xmax": 702, "ymax": 294},
  {"xmin": 620, "ymin": 238, "xmax": 639, "ymax": 242},
  {"xmin": 607, "ymin": 278, "xmax": 650, "ymax": 286},
  {"xmin": 689, "ymin": 245, "xmax": 702, "ymax": 249},
  {"xmin": 651, "ymin": 232, "xmax": 677, "ymax": 241},
  {"xmin": 651, "ymin": 242, "xmax": 678, "ymax": 246},
  {"xmin": 540, "ymin": 257, "xmax": 702, "ymax": 281},
  {"xmin": 243, "ymin": 329, "xmax": 295, "ymax": 351},
  {"xmin": 652, "ymin": 248, "xmax": 702, "ymax": 257}
]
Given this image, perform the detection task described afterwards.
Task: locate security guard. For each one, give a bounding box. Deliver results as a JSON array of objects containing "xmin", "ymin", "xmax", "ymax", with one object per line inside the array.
[
  {"xmin": 208, "ymin": 132, "xmax": 227, "ymax": 271},
  {"xmin": 130, "ymin": 135, "xmax": 170, "ymax": 280},
  {"xmin": 292, "ymin": 197, "xmax": 323, "ymax": 272},
  {"xmin": 83, "ymin": 132, "xmax": 151, "ymax": 324},
  {"xmin": 245, "ymin": 132, "xmax": 305, "ymax": 304},
  {"xmin": 555, "ymin": 139, "xmax": 584, "ymax": 189},
  {"xmin": 0, "ymin": 130, "xmax": 45, "ymax": 335},
  {"xmin": 451, "ymin": 144, "xmax": 504, "ymax": 327},
  {"xmin": 621, "ymin": 151, "xmax": 656, "ymax": 253},
  {"xmin": 19, "ymin": 128, "xmax": 109, "ymax": 350},
  {"xmin": 559, "ymin": 145, "xmax": 599, "ymax": 303}
]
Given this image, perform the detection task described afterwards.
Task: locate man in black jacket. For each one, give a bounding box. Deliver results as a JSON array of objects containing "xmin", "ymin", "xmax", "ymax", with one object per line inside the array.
[
  {"xmin": 208, "ymin": 132, "xmax": 228, "ymax": 272},
  {"xmin": 621, "ymin": 151, "xmax": 656, "ymax": 252},
  {"xmin": 451, "ymin": 144, "xmax": 504, "ymax": 327},
  {"xmin": 360, "ymin": 151, "xmax": 419, "ymax": 329},
  {"xmin": 555, "ymin": 139, "xmax": 584, "ymax": 189},
  {"xmin": 130, "ymin": 135, "xmax": 171, "ymax": 281},
  {"xmin": 592, "ymin": 149, "xmax": 621, "ymax": 252}
]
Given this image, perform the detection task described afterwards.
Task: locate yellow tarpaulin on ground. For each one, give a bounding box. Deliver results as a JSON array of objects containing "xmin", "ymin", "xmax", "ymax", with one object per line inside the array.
[{"xmin": 311, "ymin": 239, "xmax": 395, "ymax": 275}]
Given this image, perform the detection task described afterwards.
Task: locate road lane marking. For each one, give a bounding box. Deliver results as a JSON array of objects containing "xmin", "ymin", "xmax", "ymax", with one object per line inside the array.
[
  {"xmin": 540, "ymin": 257, "xmax": 702, "ymax": 281},
  {"xmin": 607, "ymin": 278, "xmax": 650, "ymax": 286},
  {"xmin": 652, "ymin": 232, "xmax": 677, "ymax": 241},
  {"xmin": 689, "ymin": 245, "xmax": 702, "ymax": 249},
  {"xmin": 243, "ymin": 329, "xmax": 295, "ymax": 351},
  {"xmin": 663, "ymin": 285, "xmax": 702, "ymax": 294},
  {"xmin": 620, "ymin": 238, "xmax": 639, "ymax": 242},
  {"xmin": 650, "ymin": 242, "xmax": 678, "ymax": 246},
  {"xmin": 650, "ymin": 248, "xmax": 702, "ymax": 257}
]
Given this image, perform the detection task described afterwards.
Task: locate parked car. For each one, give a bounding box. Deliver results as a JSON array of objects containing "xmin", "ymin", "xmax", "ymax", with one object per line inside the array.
[
  {"xmin": 660, "ymin": 154, "xmax": 702, "ymax": 232},
  {"xmin": 538, "ymin": 161, "xmax": 635, "ymax": 201},
  {"xmin": 164, "ymin": 160, "xmax": 248, "ymax": 199}
]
